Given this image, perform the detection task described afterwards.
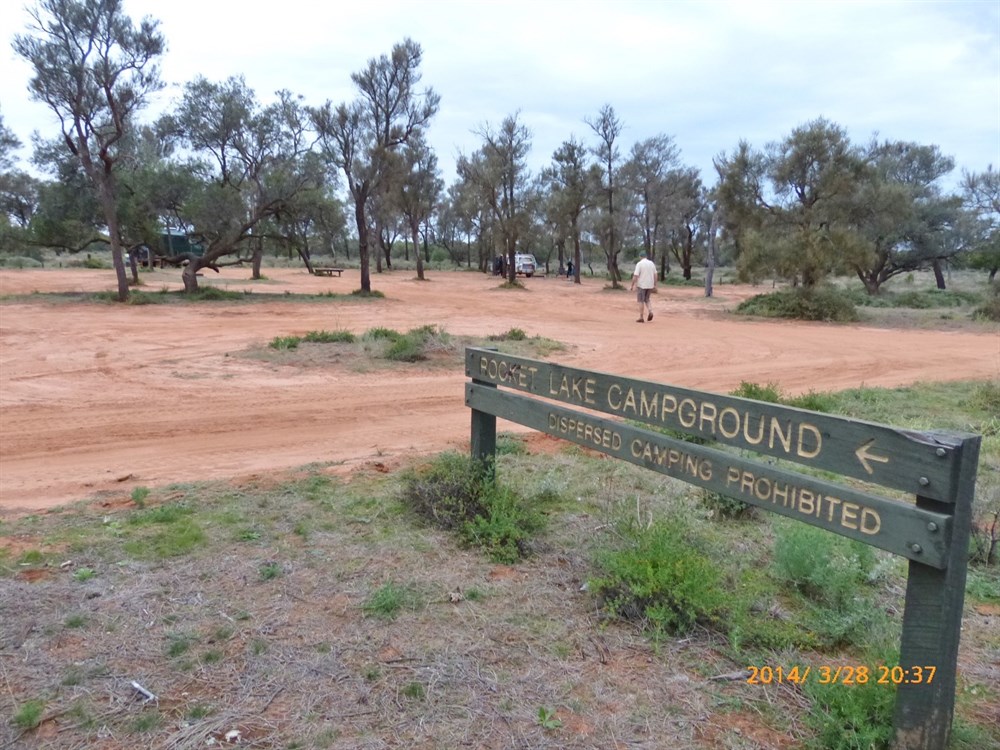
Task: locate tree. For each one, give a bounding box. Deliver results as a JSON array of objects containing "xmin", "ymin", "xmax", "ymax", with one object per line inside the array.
[
  {"xmin": 542, "ymin": 137, "xmax": 598, "ymax": 284},
  {"xmin": 622, "ymin": 134, "xmax": 680, "ymax": 267},
  {"xmin": 13, "ymin": 0, "xmax": 164, "ymax": 301},
  {"xmin": 586, "ymin": 104, "xmax": 625, "ymax": 286},
  {"xmin": 311, "ymin": 38, "xmax": 439, "ymax": 293},
  {"xmin": 962, "ymin": 166, "xmax": 1000, "ymax": 281},
  {"xmin": 397, "ymin": 133, "xmax": 442, "ymax": 281},
  {"xmin": 459, "ymin": 113, "xmax": 532, "ymax": 284},
  {"xmin": 662, "ymin": 168, "xmax": 706, "ymax": 281},
  {"xmin": 29, "ymin": 135, "xmax": 105, "ymax": 252},
  {"xmin": 0, "ymin": 111, "xmax": 40, "ymax": 258},
  {"xmin": 714, "ymin": 119, "xmax": 867, "ymax": 289},
  {"xmin": 165, "ymin": 78, "xmax": 324, "ymax": 291},
  {"xmin": 713, "ymin": 139, "xmax": 768, "ymax": 263},
  {"xmin": 849, "ymin": 140, "xmax": 961, "ymax": 293}
]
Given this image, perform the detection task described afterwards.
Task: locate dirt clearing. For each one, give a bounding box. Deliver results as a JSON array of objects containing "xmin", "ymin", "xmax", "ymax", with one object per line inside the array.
[{"xmin": 1, "ymin": 265, "xmax": 997, "ymax": 516}]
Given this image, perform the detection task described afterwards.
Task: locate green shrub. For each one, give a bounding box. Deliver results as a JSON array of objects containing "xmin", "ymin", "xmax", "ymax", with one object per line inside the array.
[
  {"xmin": 259, "ymin": 562, "xmax": 283, "ymax": 580},
  {"xmin": 786, "ymin": 391, "xmax": 836, "ymax": 413},
  {"xmin": 400, "ymin": 452, "xmax": 489, "ymax": 531},
  {"xmin": 496, "ymin": 433, "xmax": 528, "ymax": 455},
  {"xmin": 802, "ymin": 673, "xmax": 894, "ymax": 750},
  {"xmin": 128, "ymin": 502, "xmax": 195, "ymax": 526},
  {"xmin": 363, "ymin": 327, "xmax": 402, "ymax": 342},
  {"xmin": 973, "ymin": 282, "xmax": 1000, "ymax": 321},
  {"xmin": 385, "ymin": 335, "xmax": 426, "ymax": 362},
  {"xmin": 736, "ymin": 287, "xmax": 859, "ymax": 322},
  {"xmin": 303, "ymin": 329, "xmax": 356, "ymax": 343},
  {"xmin": 730, "ymin": 381, "xmax": 782, "ymax": 403},
  {"xmin": 269, "ymin": 335, "xmax": 300, "ymax": 350},
  {"xmin": 399, "ymin": 452, "xmax": 544, "ymax": 562},
  {"xmin": 489, "ymin": 328, "xmax": 527, "ymax": 341},
  {"xmin": 11, "ymin": 699, "xmax": 46, "ymax": 730},
  {"xmin": 590, "ymin": 516, "xmax": 725, "ymax": 638},
  {"xmin": 700, "ymin": 490, "xmax": 756, "ymax": 520},
  {"xmin": 463, "ymin": 484, "xmax": 544, "ymax": 563},
  {"xmin": 123, "ymin": 517, "xmax": 206, "ymax": 559},
  {"xmin": 131, "ymin": 487, "xmax": 150, "ymax": 507},
  {"xmin": 772, "ymin": 524, "xmax": 876, "ymax": 610},
  {"xmin": 362, "ymin": 582, "xmax": 420, "ymax": 620},
  {"xmin": 849, "ymin": 287, "xmax": 982, "ymax": 309}
]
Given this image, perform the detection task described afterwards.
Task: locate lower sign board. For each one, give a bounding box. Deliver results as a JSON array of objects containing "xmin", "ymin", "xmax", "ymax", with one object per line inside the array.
[{"xmin": 466, "ymin": 383, "xmax": 951, "ymax": 568}]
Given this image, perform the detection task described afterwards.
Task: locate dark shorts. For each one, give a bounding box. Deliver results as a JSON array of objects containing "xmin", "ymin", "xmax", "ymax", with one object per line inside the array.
[{"xmin": 636, "ymin": 288, "xmax": 652, "ymax": 304}]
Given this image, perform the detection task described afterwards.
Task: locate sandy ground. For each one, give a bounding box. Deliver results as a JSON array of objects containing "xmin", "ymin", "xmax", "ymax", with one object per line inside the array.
[{"xmin": 1, "ymin": 266, "xmax": 998, "ymax": 517}]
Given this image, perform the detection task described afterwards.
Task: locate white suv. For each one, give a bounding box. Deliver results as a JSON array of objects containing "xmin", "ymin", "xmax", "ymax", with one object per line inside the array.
[{"xmin": 514, "ymin": 253, "xmax": 537, "ymax": 277}]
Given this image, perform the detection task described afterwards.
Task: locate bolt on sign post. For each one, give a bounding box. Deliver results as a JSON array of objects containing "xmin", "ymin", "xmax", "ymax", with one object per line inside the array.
[{"xmin": 465, "ymin": 347, "xmax": 981, "ymax": 750}]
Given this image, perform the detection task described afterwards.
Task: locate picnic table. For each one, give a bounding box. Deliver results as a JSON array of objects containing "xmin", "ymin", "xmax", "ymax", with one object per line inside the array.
[{"xmin": 313, "ymin": 267, "xmax": 345, "ymax": 277}]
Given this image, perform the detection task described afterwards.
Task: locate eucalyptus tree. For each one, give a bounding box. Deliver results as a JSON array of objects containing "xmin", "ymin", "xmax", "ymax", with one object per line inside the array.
[
  {"xmin": 0, "ymin": 112, "xmax": 20, "ymax": 172},
  {"xmin": 714, "ymin": 119, "xmax": 867, "ymax": 288},
  {"xmin": 962, "ymin": 166, "xmax": 1000, "ymax": 281},
  {"xmin": 542, "ymin": 137, "xmax": 599, "ymax": 283},
  {"xmin": 848, "ymin": 140, "xmax": 962, "ymax": 293},
  {"xmin": 712, "ymin": 139, "xmax": 768, "ymax": 264},
  {"xmin": 28, "ymin": 137, "xmax": 104, "ymax": 253},
  {"xmin": 0, "ymin": 115, "xmax": 39, "ymax": 250},
  {"xmin": 310, "ymin": 38, "xmax": 439, "ymax": 293},
  {"xmin": 662, "ymin": 168, "xmax": 706, "ymax": 281},
  {"xmin": 396, "ymin": 133, "xmax": 442, "ymax": 280},
  {"xmin": 437, "ymin": 180, "xmax": 489, "ymax": 268},
  {"xmin": 13, "ymin": 0, "xmax": 164, "ymax": 301},
  {"xmin": 459, "ymin": 113, "xmax": 532, "ymax": 283},
  {"xmin": 586, "ymin": 104, "xmax": 625, "ymax": 286},
  {"xmin": 164, "ymin": 78, "xmax": 324, "ymax": 291},
  {"xmin": 621, "ymin": 134, "xmax": 680, "ymax": 269},
  {"xmin": 269, "ymin": 185, "xmax": 347, "ymax": 268}
]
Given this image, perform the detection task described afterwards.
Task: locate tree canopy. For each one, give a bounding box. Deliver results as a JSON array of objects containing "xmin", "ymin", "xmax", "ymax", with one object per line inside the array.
[{"xmin": 3, "ymin": 10, "xmax": 993, "ymax": 297}]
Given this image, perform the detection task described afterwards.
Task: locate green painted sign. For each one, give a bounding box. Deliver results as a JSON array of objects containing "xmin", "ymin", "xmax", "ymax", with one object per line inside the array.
[
  {"xmin": 466, "ymin": 383, "xmax": 951, "ymax": 567},
  {"xmin": 466, "ymin": 348, "xmax": 967, "ymax": 504},
  {"xmin": 464, "ymin": 347, "xmax": 981, "ymax": 750}
]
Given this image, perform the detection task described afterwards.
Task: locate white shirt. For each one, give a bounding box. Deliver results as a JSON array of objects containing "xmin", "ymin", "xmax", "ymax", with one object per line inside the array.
[{"xmin": 633, "ymin": 257, "xmax": 656, "ymax": 289}]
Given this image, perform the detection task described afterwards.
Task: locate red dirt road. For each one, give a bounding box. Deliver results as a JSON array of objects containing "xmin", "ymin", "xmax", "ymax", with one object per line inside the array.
[{"xmin": 1, "ymin": 266, "xmax": 997, "ymax": 516}]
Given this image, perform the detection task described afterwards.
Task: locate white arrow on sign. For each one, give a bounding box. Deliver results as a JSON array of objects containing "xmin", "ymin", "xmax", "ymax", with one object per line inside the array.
[{"xmin": 856, "ymin": 439, "xmax": 890, "ymax": 475}]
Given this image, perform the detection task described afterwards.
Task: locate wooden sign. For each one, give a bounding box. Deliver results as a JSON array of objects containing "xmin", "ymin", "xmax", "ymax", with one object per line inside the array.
[{"xmin": 465, "ymin": 347, "xmax": 981, "ymax": 750}]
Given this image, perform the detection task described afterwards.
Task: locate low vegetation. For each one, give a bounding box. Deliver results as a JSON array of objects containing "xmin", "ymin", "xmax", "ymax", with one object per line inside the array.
[
  {"xmin": 1, "ymin": 379, "xmax": 996, "ymax": 748},
  {"xmin": 261, "ymin": 325, "xmax": 564, "ymax": 368},
  {"xmin": 735, "ymin": 273, "xmax": 997, "ymax": 324}
]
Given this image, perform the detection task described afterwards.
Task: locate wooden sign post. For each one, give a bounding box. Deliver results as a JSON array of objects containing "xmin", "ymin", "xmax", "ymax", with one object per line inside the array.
[{"xmin": 466, "ymin": 347, "xmax": 981, "ymax": 750}]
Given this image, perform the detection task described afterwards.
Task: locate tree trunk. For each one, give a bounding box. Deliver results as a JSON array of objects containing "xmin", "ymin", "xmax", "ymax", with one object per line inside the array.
[
  {"xmin": 96, "ymin": 177, "xmax": 129, "ymax": 302},
  {"xmin": 932, "ymin": 259, "xmax": 946, "ymax": 290},
  {"xmin": 412, "ymin": 221, "xmax": 425, "ymax": 281},
  {"xmin": 251, "ymin": 236, "xmax": 263, "ymax": 280},
  {"xmin": 298, "ymin": 247, "xmax": 315, "ymax": 274},
  {"xmin": 181, "ymin": 259, "xmax": 201, "ymax": 293},
  {"xmin": 705, "ymin": 212, "xmax": 718, "ymax": 298},
  {"xmin": 572, "ymin": 229, "xmax": 581, "ymax": 284},
  {"xmin": 354, "ymin": 197, "xmax": 371, "ymax": 293}
]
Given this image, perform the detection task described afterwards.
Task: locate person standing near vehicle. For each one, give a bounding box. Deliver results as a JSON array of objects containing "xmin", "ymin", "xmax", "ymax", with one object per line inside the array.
[{"xmin": 630, "ymin": 250, "xmax": 656, "ymax": 322}]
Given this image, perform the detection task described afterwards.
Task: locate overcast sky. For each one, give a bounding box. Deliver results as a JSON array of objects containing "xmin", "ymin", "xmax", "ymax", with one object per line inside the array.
[{"xmin": 3, "ymin": 0, "xmax": 998, "ymax": 191}]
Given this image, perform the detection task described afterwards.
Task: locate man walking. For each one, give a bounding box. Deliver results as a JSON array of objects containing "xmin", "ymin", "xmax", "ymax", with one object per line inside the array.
[{"xmin": 630, "ymin": 250, "xmax": 656, "ymax": 322}]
